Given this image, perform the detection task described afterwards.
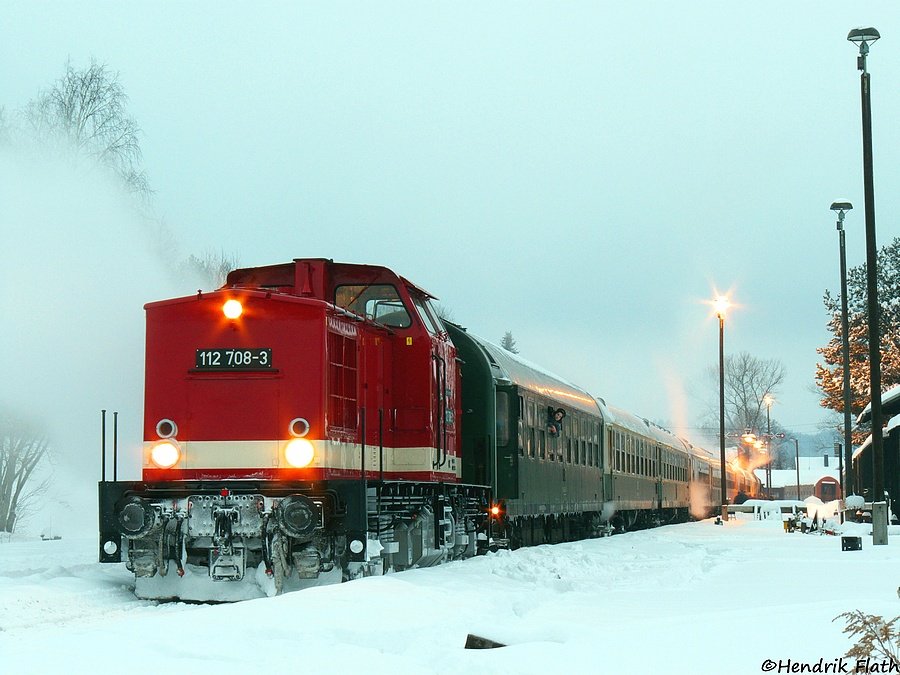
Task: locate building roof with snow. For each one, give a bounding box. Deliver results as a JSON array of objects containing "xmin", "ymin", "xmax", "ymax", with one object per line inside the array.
[
  {"xmin": 754, "ymin": 455, "xmax": 841, "ymax": 489},
  {"xmin": 857, "ymin": 383, "xmax": 900, "ymax": 425}
]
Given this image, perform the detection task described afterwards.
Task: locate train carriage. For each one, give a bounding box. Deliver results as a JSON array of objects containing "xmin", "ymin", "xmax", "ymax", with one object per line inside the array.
[
  {"xmin": 688, "ymin": 445, "xmax": 719, "ymax": 516},
  {"xmin": 446, "ymin": 324, "xmax": 607, "ymax": 547},
  {"xmin": 603, "ymin": 406, "xmax": 697, "ymax": 528}
]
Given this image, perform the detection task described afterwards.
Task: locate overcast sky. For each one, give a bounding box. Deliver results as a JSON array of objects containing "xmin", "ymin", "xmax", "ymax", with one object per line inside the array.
[{"xmin": 3, "ymin": 2, "xmax": 900, "ymax": 465}]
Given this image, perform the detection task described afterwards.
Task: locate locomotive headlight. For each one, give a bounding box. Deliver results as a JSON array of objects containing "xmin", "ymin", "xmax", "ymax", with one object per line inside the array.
[
  {"xmin": 223, "ymin": 299, "xmax": 243, "ymax": 319},
  {"xmin": 150, "ymin": 440, "xmax": 181, "ymax": 469},
  {"xmin": 285, "ymin": 438, "xmax": 315, "ymax": 468}
]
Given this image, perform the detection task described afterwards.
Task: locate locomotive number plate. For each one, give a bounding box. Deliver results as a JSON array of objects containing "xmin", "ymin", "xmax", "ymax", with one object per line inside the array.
[{"xmin": 195, "ymin": 348, "xmax": 272, "ymax": 370}]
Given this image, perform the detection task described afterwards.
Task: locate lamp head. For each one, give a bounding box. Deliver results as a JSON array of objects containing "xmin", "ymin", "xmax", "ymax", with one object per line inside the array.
[
  {"xmin": 831, "ymin": 200, "xmax": 852, "ymax": 229},
  {"xmin": 714, "ymin": 295, "xmax": 730, "ymax": 319},
  {"xmin": 847, "ymin": 27, "xmax": 880, "ymax": 45},
  {"xmin": 848, "ymin": 27, "xmax": 879, "ymax": 70}
]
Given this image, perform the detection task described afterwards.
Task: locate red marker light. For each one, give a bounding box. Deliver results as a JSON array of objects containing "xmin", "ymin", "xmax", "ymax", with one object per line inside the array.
[{"xmin": 220, "ymin": 488, "xmax": 230, "ymax": 497}]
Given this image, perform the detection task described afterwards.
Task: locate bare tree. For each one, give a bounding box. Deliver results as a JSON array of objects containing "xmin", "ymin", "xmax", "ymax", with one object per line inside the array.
[
  {"xmin": 433, "ymin": 303, "xmax": 455, "ymax": 324},
  {"xmin": 501, "ymin": 331, "xmax": 519, "ymax": 353},
  {"xmin": 178, "ymin": 249, "xmax": 240, "ymax": 290},
  {"xmin": 0, "ymin": 412, "xmax": 50, "ymax": 533},
  {"xmin": 723, "ymin": 352, "xmax": 785, "ymax": 432},
  {"xmin": 24, "ymin": 58, "xmax": 150, "ymax": 197},
  {"xmin": 698, "ymin": 351, "xmax": 786, "ymax": 438}
]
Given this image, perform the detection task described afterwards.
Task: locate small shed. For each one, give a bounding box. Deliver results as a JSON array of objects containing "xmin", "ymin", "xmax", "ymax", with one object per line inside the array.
[{"xmin": 815, "ymin": 476, "xmax": 841, "ymax": 502}]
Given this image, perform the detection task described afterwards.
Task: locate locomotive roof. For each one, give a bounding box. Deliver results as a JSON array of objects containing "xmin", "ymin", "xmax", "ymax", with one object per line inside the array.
[
  {"xmin": 457, "ymin": 329, "xmax": 601, "ymax": 417},
  {"xmin": 221, "ymin": 259, "xmax": 441, "ymax": 301}
]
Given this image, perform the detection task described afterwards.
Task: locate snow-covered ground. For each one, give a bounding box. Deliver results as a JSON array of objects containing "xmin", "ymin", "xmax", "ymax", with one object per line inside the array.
[{"xmin": 1, "ymin": 516, "xmax": 897, "ymax": 675}]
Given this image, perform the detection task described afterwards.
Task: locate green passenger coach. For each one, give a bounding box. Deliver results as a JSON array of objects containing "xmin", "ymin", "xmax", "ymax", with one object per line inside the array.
[{"xmin": 447, "ymin": 323, "xmax": 609, "ymax": 547}]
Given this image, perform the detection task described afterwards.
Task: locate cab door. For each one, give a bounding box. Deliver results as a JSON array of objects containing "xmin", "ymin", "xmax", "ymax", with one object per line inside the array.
[{"xmin": 409, "ymin": 292, "xmax": 459, "ymax": 476}]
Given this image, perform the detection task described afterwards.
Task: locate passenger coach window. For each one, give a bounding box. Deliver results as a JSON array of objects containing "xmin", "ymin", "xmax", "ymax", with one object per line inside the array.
[
  {"xmin": 518, "ymin": 396, "xmax": 525, "ymax": 454},
  {"xmin": 335, "ymin": 284, "xmax": 411, "ymax": 328},
  {"xmin": 496, "ymin": 392, "xmax": 510, "ymax": 447}
]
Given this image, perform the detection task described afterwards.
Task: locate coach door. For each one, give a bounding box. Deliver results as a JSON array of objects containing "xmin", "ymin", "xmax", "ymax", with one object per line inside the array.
[{"xmin": 493, "ymin": 385, "xmax": 518, "ymax": 499}]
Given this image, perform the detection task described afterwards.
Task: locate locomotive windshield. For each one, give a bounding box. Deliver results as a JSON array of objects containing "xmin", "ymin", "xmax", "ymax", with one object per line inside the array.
[{"xmin": 335, "ymin": 284, "xmax": 411, "ymax": 328}]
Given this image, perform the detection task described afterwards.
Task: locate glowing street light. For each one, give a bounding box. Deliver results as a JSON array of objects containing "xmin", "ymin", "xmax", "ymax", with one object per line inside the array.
[
  {"xmin": 714, "ymin": 294, "xmax": 730, "ymax": 520},
  {"xmin": 714, "ymin": 296, "xmax": 730, "ymax": 318}
]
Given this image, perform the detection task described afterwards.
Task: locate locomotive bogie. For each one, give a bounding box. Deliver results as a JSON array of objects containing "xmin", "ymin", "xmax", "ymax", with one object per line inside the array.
[{"xmin": 100, "ymin": 477, "xmax": 490, "ymax": 600}]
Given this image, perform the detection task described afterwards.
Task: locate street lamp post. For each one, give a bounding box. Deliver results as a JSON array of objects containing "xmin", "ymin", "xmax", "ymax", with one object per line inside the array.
[
  {"xmin": 793, "ymin": 438, "xmax": 801, "ymax": 500},
  {"xmin": 715, "ymin": 296, "xmax": 730, "ymax": 521},
  {"xmin": 830, "ymin": 201, "xmax": 854, "ymax": 501},
  {"xmin": 847, "ymin": 27, "xmax": 887, "ymax": 545}
]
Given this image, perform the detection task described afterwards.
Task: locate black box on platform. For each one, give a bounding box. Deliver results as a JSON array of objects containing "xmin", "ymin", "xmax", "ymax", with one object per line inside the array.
[{"xmin": 842, "ymin": 536, "xmax": 862, "ymax": 551}]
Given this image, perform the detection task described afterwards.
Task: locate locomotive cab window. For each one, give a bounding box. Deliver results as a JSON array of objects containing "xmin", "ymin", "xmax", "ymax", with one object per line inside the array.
[
  {"xmin": 412, "ymin": 295, "xmax": 440, "ymax": 335},
  {"xmin": 426, "ymin": 298, "xmax": 447, "ymax": 333},
  {"xmin": 335, "ymin": 284, "xmax": 411, "ymax": 328}
]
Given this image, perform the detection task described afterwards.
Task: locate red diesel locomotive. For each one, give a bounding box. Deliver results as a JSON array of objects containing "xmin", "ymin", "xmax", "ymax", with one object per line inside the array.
[{"xmin": 99, "ymin": 259, "xmax": 490, "ymax": 600}]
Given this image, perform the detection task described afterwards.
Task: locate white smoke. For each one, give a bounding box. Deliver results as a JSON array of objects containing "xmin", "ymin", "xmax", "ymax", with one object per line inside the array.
[{"xmin": 0, "ymin": 149, "xmax": 185, "ymax": 535}]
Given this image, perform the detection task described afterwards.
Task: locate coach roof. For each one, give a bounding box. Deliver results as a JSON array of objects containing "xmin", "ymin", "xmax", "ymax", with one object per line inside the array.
[{"xmin": 457, "ymin": 328, "xmax": 602, "ymax": 418}]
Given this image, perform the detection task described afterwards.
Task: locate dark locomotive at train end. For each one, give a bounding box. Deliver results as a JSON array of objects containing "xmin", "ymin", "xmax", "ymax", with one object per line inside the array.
[{"xmin": 97, "ymin": 259, "xmax": 760, "ymax": 601}]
